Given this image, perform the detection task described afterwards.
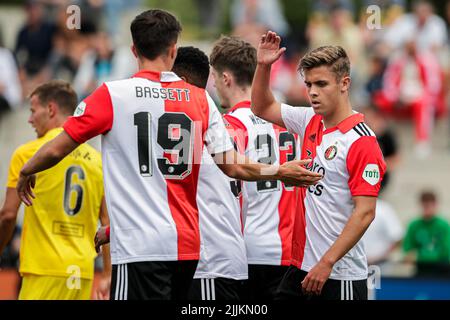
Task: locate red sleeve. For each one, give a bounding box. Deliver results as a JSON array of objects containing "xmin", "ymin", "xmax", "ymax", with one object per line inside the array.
[
  {"xmin": 223, "ymin": 114, "xmax": 248, "ymax": 153},
  {"xmin": 347, "ymin": 136, "xmax": 386, "ymax": 197},
  {"xmin": 63, "ymin": 84, "xmax": 113, "ymax": 143}
]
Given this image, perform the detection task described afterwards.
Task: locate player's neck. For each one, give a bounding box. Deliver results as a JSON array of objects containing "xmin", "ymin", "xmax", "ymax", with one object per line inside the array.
[
  {"xmin": 322, "ymin": 100, "xmax": 353, "ymax": 129},
  {"xmin": 228, "ymin": 86, "xmax": 251, "ymax": 109},
  {"xmin": 138, "ymin": 57, "xmax": 172, "ymax": 73}
]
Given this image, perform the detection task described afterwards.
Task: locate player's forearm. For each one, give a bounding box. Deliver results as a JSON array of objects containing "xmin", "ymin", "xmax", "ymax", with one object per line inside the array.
[
  {"xmin": 320, "ymin": 207, "xmax": 375, "ymax": 267},
  {"xmin": 219, "ymin": 150, "xmax": 279, "ymax": 182},
  {"xmin": 20, "ymin": 132, "xmax": 79, "ymax": 176},
  {"xmin": 0, "ymin": 210, "xmax": 17, "ymax": 255},
  {"xmin": 102, "ymin": 244, "xmax": 112, "ymax": 278},
  {"xmin": 251, "ymin": 64, "xmax": 276, "ymax": 117}
]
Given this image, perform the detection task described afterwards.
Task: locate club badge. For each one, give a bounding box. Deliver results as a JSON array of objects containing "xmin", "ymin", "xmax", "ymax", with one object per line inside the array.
[{"xmin": 324, "ymin": 145, "xmax": 337, "ymax": 160}]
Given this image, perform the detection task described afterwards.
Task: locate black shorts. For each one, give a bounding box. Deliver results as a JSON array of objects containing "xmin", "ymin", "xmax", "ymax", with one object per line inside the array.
[
  {"xmin": 110, "ymin": 260, "xmax": 198, "ymax": 300},
  {"xmin": 276, "ymin": 266, "xmax": 368, "ymax": 300},
  {"xmin": 188, "ymin": 278, "xmax": 247, "ymax": 300},
  {"xmin": 243, "ymin": 264, "xmax": 290, "ymax": 300}
]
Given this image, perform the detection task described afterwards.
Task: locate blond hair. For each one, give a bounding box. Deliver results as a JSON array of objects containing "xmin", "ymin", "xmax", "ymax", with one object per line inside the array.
[{"xmin": 298, "ymin": 45, "xmax": 350, "ymax": 80}]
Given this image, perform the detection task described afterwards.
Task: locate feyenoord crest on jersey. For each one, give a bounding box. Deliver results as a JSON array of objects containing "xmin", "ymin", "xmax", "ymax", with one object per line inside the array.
[{"xmin": 324, "ymin": 145, "xmax": 338, "ymax": 160}]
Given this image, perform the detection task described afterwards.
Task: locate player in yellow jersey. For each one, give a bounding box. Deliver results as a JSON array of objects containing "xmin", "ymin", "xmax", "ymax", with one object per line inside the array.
[{"xmin": 0, "ymin": 80, "xmax": 110, "ymax": 300}]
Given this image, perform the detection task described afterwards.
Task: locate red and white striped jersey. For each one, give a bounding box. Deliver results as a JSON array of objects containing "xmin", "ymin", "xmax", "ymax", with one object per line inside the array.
[
  {"xmin": 64, "ymin": 70, "xmax": 233, "ymax": 264},
  {"xmin": 195, "ymin": 147, "xmax": 248, "ymax": 280},
  {"xmin": 224, "ymin": 101, "xmax": 299, "ymax": 266},
  {"xmin": 281, "ymin": 104, "xmax": 386, "ymax": 281}
]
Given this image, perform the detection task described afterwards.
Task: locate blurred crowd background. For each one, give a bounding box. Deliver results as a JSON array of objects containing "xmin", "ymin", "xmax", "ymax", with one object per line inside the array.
[{"xmin": 0, "ymin": 0, "xmax": 449, "ymax": 299}]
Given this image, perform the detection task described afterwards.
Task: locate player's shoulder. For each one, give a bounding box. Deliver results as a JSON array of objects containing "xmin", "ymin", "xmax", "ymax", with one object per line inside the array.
[
  {"xmin": 12, "ymin": 138, "xmax": 41, "ymax": 160},
  {"xmin": 346, "ymin": 121, "xmax": 377, "ymax": 144}
]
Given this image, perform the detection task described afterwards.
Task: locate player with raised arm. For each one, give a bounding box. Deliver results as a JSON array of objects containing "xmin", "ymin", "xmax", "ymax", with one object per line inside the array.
[
  {"xmin": 210, "ymin": 36, "xmax": 300, "ymax": 300},
  {"xmin": 251, "ymin": 31, "xmax": 386, "ymax": 300},
  {"xmin": 15, "ymin": 12, "xmax": 321, "ymax": 300}
]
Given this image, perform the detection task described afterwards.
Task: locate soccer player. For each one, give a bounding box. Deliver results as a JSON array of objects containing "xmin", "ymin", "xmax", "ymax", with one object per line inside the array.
[
  {"xmin": 210, "ymin": 36, "xmax": 300, "ymax": 300},
  {"xmin": 175, "ymin": 46, "xmax": 248, "ymax": 300},
  {"xmin": 16, "ymin": 11, "xmax": 321, "ymax": 300},
  {"xmin": 0, "ymin": 80, "xmax": 110, "ymax": 300},
  {"xmin": 251, "ymin": 31, "xmax": 386, "ymax": 300},
  {"xmin": 94, "ymin": 46, "xmax": 249, "ymax": 300}
]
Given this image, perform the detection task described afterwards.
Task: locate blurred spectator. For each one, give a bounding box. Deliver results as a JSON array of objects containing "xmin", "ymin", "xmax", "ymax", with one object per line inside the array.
[
  {"xmin": 308, "ymin": 4, "xmax": 368, "ymax": 107},
  {"xmin": 359, "ymin": 0, "xmax": 406, "ymax": 53},
  {"xmin": 403, "ymin": 191, "xmax": 450, "ymax": 277},
  {"xmin": 311, "ymin": 0, "xmax": 355, "ymax": 16},
  {"xmin": 14, "ymin": 0, "xmax": 56, "ymax": 78},
  {"xmin": 363, "ymin": 198, "xmax": 404, "ymax": 267},
  {"xmin": 363, "ymin": 106, "xmax": 400, "ymax": 190},
  {"xmin": 73, "ymin": 31, "xmax": 136, "ymax": 99},
  {"xmin": 194, "ymin": 0, "xmax": 224, "ymax": 38},
  {"xmin": 103, "ymin": 0, "xmax": 142, "ymax": 42},
  {"xmin": 383, "ymin": 0, "xmax": 448, "ymax": 57},
  {"xmin": 0, "ymin": 32, "xmax": 22, "ymax": 116},
  {"xmin": 231, "ymin": 0, "xmax": 290, "ymax": 39},
  {"xmin": 49, "ymin": 12, "xmax": 97, "ymax": 84},
  {"xmin": 373, "ymin": 40, "xmax": 443, "ymax": 158}
]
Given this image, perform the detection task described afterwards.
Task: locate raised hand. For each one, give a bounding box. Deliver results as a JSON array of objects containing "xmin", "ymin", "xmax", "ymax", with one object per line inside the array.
[{"xmin": 257, "ymin": 31, "xmax": 286, "ymax": 66}]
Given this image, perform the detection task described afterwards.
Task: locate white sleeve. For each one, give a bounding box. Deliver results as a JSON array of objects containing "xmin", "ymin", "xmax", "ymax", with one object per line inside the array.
[
  {"xmin": 204, "ymin": 92, "xmax": 233, "ymax": 155},
  {"xmin": 280, "ymin": 103, "xmax": 311, "ymax": 136}
]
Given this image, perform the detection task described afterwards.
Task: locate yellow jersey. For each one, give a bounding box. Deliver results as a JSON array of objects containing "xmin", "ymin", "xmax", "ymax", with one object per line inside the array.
[{"xmin": 7, "ymin": 128, "xmax": 103, "ymax": 279}]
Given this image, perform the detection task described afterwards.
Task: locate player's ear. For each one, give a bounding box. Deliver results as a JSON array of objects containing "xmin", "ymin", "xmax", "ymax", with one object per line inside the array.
[
  {"xmin": 47, "ymin": 101, "xmax": 57, "ymax": 118},
  {"xmin": 341, "ymin": 75, "xmax": 351, "ymax": 93},
  {"xmin": 131, "ymin": 44, "xmax": 138, "ymax": 58},
  {"xmin": 223, "ymin": 71, "xmax": 232, "ymax": 87},
  {"xmin": 168, "ymin": 43, "xmax": 177, "ymax": 61}
]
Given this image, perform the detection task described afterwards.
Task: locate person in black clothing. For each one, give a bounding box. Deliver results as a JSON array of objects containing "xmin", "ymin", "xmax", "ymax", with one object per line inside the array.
[
  {"xmin": 14, "ymin": 0, "xmax": 56, "ymax": 77},
  {"xmin": 363, "ymin": 106, "xmax": 400, "ymax": 190}
]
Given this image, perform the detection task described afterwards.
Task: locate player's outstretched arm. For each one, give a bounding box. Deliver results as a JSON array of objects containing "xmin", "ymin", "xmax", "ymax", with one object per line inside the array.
[
  {"xmin": 17, "ymin": 131, "xmax": 80, "ymax": 206},
  {"xmin": 301, "ymin": 196, "xmax": 376, "ymax": 296},
  {"xmin": 0, "ymin": 188, "xmax": 21, "ymax": 256},
  {"xmin": 213, "ymin": 149, "xmax": 322, "ymax": 187},
  {"xmin": 251, "ymin": 30, "xmax": 286, "ymax": 128}
]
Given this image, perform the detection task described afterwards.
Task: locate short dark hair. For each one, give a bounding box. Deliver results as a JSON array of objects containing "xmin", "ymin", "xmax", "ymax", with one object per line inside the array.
[
  {"xmin": 420, "ymin": 190, "xmax": 437, "ymax": 203},
  {"xmin": 299, "ymin": 45, "xmax": 350, "ymax": 81},
  {"xmin": 130, "ymin": 9, "xmax": 182, "ymax": 60},
  {"xmin": 30, "ymin": 80, "xmax": 78, "ymax": 115},
  {"xmin": 210, "ymin": 36, "xmax": 256, "ymax": 87},
  {"xmin": 172, "ymin": 46, "xmax": 210, "ymax": 89}
]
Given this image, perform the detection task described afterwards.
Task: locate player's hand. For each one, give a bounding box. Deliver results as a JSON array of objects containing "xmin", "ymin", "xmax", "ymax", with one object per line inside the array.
[
  {"xmin": 95, "ymin": 226, "xmax": 110, "ymax": 253},
  {"xmin": 93, "ymin": 275, "xmax": 111, "ymax": 300},
  {"xmin": 301, "ymin": 260, "xmax": 333, "ymax": 296},
  {"xmin": 277, "ymin": 159, "xmax": 322, "ymax": 187},
  {"xmin": 16, "ymin": 172, "xmax": 36, "ymax": 206},
  {"xmin": 257, "ymin": 30, "xmax": 286, "ymax": 66}
]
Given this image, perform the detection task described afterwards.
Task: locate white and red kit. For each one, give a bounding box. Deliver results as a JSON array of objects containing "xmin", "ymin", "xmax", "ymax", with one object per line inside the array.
[
  {"xmin": 281, "ymin": 105, "xmax": 386, "ymax": 281},
  {"xmin": 64, "ymin": 70, "xmax": 233, "ymax": 265},
  {"xmin": 224, "ymin": 101, "xmax": 299, "ymax": 266},
  {"xmin": 195, "ymin": 145, "xmax": 248, "ymax": 280}
]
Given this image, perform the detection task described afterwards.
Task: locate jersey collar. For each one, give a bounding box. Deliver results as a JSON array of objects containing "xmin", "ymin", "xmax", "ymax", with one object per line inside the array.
[
  {"xmin": 133, "ymin": 70, "xmax": 182, "ymax": 83},
  {"xmin": 323, "ymin": 112, "xmax": 365, "ymax": 134},
  {"xmin": 229, "ymin": 100, "xmax": 251, "ymax": 113}
]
